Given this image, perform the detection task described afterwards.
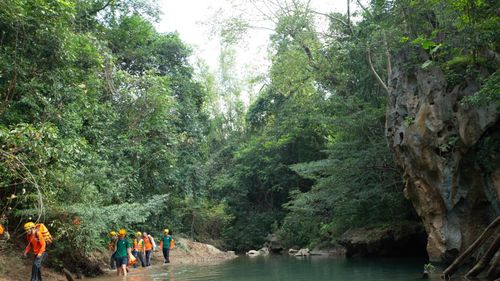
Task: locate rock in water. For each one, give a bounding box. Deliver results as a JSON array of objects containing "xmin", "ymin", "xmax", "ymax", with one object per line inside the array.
[
  {"xmin": 259, "ymin": 247, "xmax": 270, "ymax": 256},
  {"xmin": 386, "ymin": 50, "xmax": 499, "ymax": 262},
  {"xmin": 294, "ymin": 248, "xmax": 310, "ymax": 256},
  {"xmin": 246, "ymin": 250, "xmax": 260, "ymax": 256}
]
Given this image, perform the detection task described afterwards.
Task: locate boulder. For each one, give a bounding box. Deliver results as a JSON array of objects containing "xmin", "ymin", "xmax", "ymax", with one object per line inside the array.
[
  {"xmin": 288, "ymin": 248, "xmax": 299, "ymax": 255},
  {"xmin": 265, "ymin": 234, "xmax": 283, "ymax": 254},
  {"xmin": 259, "ymin": 247, "xmax": 269, "ymax": 256},
  {"xmin": 294, "ymin": 248, "xmax": 310, "ymax": 256},
  {"xmin": 246, "ymin": 250, "xmax": 260, "ymax": 256}
]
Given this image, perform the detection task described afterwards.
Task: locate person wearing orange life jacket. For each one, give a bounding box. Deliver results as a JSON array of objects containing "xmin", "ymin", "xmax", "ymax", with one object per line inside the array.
[
  {"xmin": 133, "ymin": 232, "xmax": 146, "ymax": 267},
  {"xmin": 159, "ymin": 229, "xmax": 173, "ymax": 263},
  {"xmin": 0, "ymin": 223, "xmax": 10, "ymax": 241},
  {"xmin": 23, "ymin": 222, "xmax": 47, "ymax": 281},
  {"xmin": 0, "ymin": 223, "xmax": 9, "ymax": 240},
  {"xmin": 142, "ymin": 232, "xmax": 155, "ymax": 266}
]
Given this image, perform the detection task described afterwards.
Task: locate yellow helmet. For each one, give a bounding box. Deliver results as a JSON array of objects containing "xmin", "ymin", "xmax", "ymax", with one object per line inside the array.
[
  {"xmin": 118, "ymin": 228, "xmax": 126, "ymax": 236},
  {"xmin": 24, "ymin": 222, "xmax": 35, "ymax": 231},
  {"xmin": 163, "ymin": 229, "xmax": 169, "ymax": 234},
  {"xmin": 109, "ymin": 231, "xmax": 117, "ymax": 237},
  {"xmin": 136, "ymin": 231, "xmax": 141, "ymax": 237}
]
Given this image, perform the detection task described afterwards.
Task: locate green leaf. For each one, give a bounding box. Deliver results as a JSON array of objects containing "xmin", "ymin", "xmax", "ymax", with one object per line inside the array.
[{"xmin": 422, "ymin": 60, "xmax": 433, "ymax": 69}]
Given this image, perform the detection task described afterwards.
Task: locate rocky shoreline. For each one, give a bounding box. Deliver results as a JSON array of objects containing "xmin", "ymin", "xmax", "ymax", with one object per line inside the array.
[
  {"xmin": 245, "ymin": 222, "xmax": 427, "ymax": 259},
  {"xmin": 0, "ymin": 237, "xmax": 237, "ymax": 281}
]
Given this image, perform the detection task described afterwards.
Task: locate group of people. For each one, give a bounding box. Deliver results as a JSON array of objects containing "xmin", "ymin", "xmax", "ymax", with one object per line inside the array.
[
  {"xmin": 108, "ymin": 228, "xmax": 174, "ymax": 276},
  {"xmin": 15, "ymin": 220, "xmax": 174, "ymax": 280}
]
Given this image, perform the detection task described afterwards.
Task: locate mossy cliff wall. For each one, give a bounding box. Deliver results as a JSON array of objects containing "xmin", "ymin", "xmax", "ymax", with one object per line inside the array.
[{"xmin": 386, "ymin": 52, "xmax": 499, "ymax": 262}]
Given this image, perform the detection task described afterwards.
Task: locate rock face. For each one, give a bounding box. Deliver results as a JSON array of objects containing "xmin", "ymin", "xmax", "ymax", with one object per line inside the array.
[
  {"xmin": 264, "ymin": 234, "xmax": 284, "ymax": 254},
  {"xmin": 310, "ymin": 244, "xmax": 347, "ymax": 257},
  {"xmin": 386, "ymin": 51, "xmax": 499, "ymax": 262},
  {"xmin": 337, "ymin": 223, "xmax": 427, "ymax": 258}
]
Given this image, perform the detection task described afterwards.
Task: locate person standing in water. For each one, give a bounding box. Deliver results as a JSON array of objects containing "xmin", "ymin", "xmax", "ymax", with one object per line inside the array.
[
  {"xmin": 133, "ymin": 231, "xmax": 146, "ymax": 267},
  {"xmin": 108, "ymin": 231, "xmax": 118, "ymax": 270},
  {"xmin": 160, "ymin": 229, "xmax": 173, "ymax": 263},
  {"xmin": 23, "ymin": 222, "xmax": 47, "ymax": 281},
  {"xmin": 115, "ymin": 229, "xmax": 131, "ymax": 276},
  {"xmin": 142, "ymin": 232, "xmax": 155, "ymax": 266}
]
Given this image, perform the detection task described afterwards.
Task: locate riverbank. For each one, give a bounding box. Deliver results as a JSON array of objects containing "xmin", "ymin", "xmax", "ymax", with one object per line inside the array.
[{"xmin": 0, "ymin": 237, "xmax": 237, "ymax": 281}]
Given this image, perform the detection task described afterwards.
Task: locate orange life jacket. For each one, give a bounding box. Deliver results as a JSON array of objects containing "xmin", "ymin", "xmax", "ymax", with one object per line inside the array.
[
  {"xmin": 170, "ymin": 238, "xmax": 175, "ymax": 250},
  {"xmin": 0, "ymin": 224, "xmax": 4, "ymax": 236},
  {"xmin": 143, "ymin": 235, "xmax": 153, "ymax": 251},
  {"xmin": 127, "ymin": 252, "xmax": 137, "ymax": 267},
  {"xmin": 134, "ymin": 238, "xmax": 144, "ymax": 252},
  {"xmin": 35, "ymin": 223, "xmax": 52, "ymax": 244},
  {"xmin": 24, "ymin": 231, "xmax": 46, "ymax": 255}
]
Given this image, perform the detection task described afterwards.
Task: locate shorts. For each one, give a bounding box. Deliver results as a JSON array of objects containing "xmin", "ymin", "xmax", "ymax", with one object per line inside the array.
[{"xmin": 115, "ymin": 256, "xmax": 128, "ymax": 266}]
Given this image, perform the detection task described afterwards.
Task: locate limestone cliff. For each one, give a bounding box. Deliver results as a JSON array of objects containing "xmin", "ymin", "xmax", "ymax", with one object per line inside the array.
[{"xmin": 386, "ymin": 51, "xmax": 499, "ymax": 262}]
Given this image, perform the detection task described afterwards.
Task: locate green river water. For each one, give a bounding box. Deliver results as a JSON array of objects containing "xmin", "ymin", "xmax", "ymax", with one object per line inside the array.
[{"xmin": 93, "ymin": 256, "xmax": 453, "ymax": 281}]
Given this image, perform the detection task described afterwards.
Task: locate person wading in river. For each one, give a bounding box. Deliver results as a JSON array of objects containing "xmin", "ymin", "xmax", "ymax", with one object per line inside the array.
[
  {"xmin": 160, "ymin": 229, "xmax": 172, "ymax": 263},
  {"xmin": 108, "ymin": 231, "xmax": 118, "ymax": 269},
  {"xmin": 23, "ymin": 222, "xmax": 47, "ymax": 281},
  {"xmin": 133, "ymin": 231, "xmax": 146, "ymax": 267},
  {"xmin": 142, "ymin": 232, "xmax": 155, "ymax": 266},
  {"xmin": 115, "ymin": 229, "xmax": 132, "ymax": 276}
]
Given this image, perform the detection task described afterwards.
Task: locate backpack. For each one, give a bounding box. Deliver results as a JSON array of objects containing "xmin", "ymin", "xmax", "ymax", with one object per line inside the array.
[
  {"xmin": 36, "ymin": 223, "xmax": 53, "ymax": 244},
  {"xmin": 149, "ymin": 235, "xmax": 156, "ymax": 249},
  {"xmin": 170, "ymin": 238, "xmax": 175, "ymax": 250}
]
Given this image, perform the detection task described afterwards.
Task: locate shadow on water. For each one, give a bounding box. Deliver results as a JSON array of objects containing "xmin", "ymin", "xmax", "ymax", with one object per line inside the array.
[{"xmin": 93, "ymin": 256, "xmax": 459, "ymax": 281}]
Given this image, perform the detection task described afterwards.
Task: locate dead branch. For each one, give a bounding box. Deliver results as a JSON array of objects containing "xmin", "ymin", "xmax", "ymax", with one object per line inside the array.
[
  {"xmin": 0, "ymin": 150, "xmax": 44, "ymax": 221},
  {"xmin": 442, "ymin": 216, "xmax": 500, "ymax": 279},
  {"xmin": 486, "ymin": 251, "xmax": 500, "ymax": 279},
  {"xmin": 367, "ymin": 47, "xmax": 389, "ymax": 93},
  {"xmin": 465, "ymin": 233, "xmax": 500, "ymax": 277},
  {"xmin": 383, "ymin": 30, "xmax": 392, "ymax": 79}
]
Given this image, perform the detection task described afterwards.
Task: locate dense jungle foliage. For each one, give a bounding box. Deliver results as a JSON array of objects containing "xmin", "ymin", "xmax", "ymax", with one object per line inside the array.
[{"xmin": 0, "ymin": 0, "xmax": 498, "ymax": 269}]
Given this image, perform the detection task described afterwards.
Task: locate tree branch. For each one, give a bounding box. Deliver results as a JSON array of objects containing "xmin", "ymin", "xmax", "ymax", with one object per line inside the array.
[
  {"xmin": 311, "ymin": 10, "xmax": 353, "ymax": 35},
  {"xmin": 367, "ymin": 47, "xmax": 389, "ymax": 93},
  {"xmin": 87, "ymin": 0, "xmax": 114, "ymax": 16},
  {"xmin": 442, "ymin": 217, "xmax": 500, "ymax": 279},
  {"xmin": 356, "ymin": 0, "xmax": 372, "ymax": 17},
  {"xmin": 383, "ymin": 31, "xmax": 392, "ymax": 79},
  {"xmin": 465, "ymin": 233, "xmax": 500, "ymax": 278}
]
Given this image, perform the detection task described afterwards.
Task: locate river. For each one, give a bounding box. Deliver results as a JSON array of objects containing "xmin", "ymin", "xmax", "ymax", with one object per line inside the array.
[{"xmin": 92, "ymin": 255, "xmax": 453, "ymax": 281}]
